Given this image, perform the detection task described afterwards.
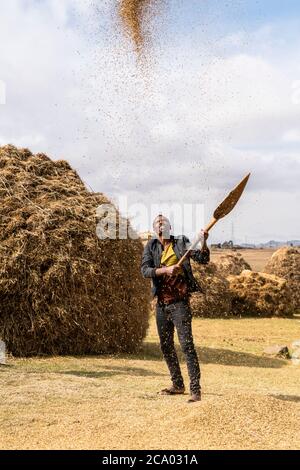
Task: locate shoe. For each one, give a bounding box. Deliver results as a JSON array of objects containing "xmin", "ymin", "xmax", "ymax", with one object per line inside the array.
[
  {"xmin": 159, "ymin": 386, "xmax": 185, "ymax": 396},
  {"xmin": 187, "ymin": 393, "xmax": 201, "ymax": 403}
]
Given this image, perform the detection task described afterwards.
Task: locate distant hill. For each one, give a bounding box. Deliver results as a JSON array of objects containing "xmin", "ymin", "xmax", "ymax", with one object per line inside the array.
[
  {"xmin": 256, "ymin": 240, "xmax": 300, "ymax": 248},
  {"xmin": 213, "ymin": 240, "xmax": 300, "ymax": 249}
]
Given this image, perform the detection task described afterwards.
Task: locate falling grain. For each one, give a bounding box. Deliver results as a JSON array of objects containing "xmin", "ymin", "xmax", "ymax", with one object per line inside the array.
[{"xmin": 118, "ymin": 0, "xmax": 164, "ymax": 55}]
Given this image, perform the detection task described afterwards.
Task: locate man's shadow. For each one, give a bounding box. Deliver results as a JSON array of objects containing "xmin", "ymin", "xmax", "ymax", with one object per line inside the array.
[
  {"xmin": 60, "ymin": 364, "xmax": 166, "ymax": 380},
  {"xmin": 138, "ymin": 341, "xmax": 286, "ymax": 369}
]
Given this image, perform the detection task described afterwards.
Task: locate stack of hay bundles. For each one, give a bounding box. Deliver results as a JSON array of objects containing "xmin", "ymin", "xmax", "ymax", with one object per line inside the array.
[
  {"xmin": 228, "ymin": 270, "xmax": 294, "ymax": 317},
  {"xmin": 214, "ymin": 252, "xmax": 251, "ymax": 277},
  {"xmin": 0, "ymin": 145, "xmax": 151, "ymax": 356},
  {"xmin": 191, "ymin": 250, "xmax": 294, "ymax": 318},
  {"xmin": 190, "ymin": 261, "xmax": 232, "ymax": 318},
  {"xmin": 264, "ymin": 247, "xmax": 300, "ymax": 312}
]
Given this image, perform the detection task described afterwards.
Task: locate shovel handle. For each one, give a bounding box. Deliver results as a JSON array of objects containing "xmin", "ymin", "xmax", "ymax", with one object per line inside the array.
[{"xmin": 204, "ymin": 217, "xmax": 218, "ymax": 232}]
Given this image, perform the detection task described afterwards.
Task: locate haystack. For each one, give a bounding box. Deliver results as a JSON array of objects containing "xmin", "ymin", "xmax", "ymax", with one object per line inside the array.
[
  {"xmin": 0, "ymin": 145, "xmax": 151, "ymax": 356},
  {"xmin": 190, "ymin": 262, "xmax": 232, "ymax": 317},
  {"xmin": 215, "ymin": 252, "xmax": 251, "ymax": 277},
  {"xmin": 264, "ymin": 247, "xmax": 300, "ymax": 310},
  {"xmin": 228, "ymin": 270, "xmax": 294, "ymax": 317}
]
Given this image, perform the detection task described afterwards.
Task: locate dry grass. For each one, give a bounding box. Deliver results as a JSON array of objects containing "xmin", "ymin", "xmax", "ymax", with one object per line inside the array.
[{"xmin": 1, "ymin": 315, "xmax": 300, "ymax": 450}]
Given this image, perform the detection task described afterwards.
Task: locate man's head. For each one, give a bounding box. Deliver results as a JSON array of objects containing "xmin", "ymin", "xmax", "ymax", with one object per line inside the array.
[{"xmin": 153, "ymin": 214, "xmax": 171, "ymax": 239}]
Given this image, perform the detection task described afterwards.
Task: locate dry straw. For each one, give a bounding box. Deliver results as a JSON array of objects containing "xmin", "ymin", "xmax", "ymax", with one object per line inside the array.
[
  {"xmin": 191, "ymin": 262, "xmax": 232, "ymax": 318},
  {"xmin": 264, "ymin": 247, "xmax": 300, "ymax": 311},
  {"xmin": 0, "ymin": 145, "xmax": 151, "ymax": 356},
  {"xmin": 215, "ymin": 252, "xmax": 252, "ymax": 277},
  {"xmin": 228, "ymin": 270, "xmax": 294, "ymax": 317},
  {"xmin": 191, "ymin": 255, "xmax": 294, "ymax": 318}
]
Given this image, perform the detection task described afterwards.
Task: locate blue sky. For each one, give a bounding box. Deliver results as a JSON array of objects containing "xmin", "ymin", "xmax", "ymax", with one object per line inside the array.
[
  {"xmin": 0, "ymin": 0, "xmax": 300, "ymax": 243},
  {"xmin": 178, "ymin": 0, "xmax": 300, "ymax": 27},
  {"xmin": 157, "ymin": 0, "xmax": 300, "ymax": 39},
  {"xmin": 230, "ymin": 0, "xmax": 300, "ymax": 23}
]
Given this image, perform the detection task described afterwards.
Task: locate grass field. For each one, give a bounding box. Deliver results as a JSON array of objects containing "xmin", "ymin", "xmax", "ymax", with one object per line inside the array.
[{"xmin": 1, "ymin": 314, "xmax": 299, "ymax": 450}]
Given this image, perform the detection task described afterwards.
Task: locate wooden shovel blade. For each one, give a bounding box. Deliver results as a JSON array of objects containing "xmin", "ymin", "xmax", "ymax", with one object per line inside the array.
[{"xmin": 213, "ymin": 173, "xmax": 251, "ymax": 221}]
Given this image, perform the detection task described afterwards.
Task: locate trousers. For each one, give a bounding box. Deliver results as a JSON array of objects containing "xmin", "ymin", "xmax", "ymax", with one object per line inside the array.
[{"xmin": 156, "ymin": 299, "xmax": 201, "ymax": 394}]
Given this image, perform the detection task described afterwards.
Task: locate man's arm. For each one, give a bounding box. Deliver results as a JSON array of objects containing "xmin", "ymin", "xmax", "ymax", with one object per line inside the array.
[
  {"xmin": 183, "ymin": 233, "xmax": 210, "ymax": 265},
  {"xmin": 141, "ymin": 242, "xmax": 157, "ymax": 279},
  {"xmin": 190, "ymin": 242, "xmax": 210, "ymax": 265}
]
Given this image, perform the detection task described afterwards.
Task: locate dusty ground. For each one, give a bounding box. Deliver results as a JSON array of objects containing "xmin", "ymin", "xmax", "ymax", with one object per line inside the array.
[
  {"xmin": 1, "ymin": 315, "xmax": 299, "ymax": 450},
  {"xmin": 211, "ymin": 248, "xmax": 276, "ymax": 272}
]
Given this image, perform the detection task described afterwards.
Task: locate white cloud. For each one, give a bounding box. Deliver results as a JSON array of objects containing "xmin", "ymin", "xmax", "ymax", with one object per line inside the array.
[
  {"xmin": 0, "ymin": 133, "xmax": 45, "ymax": 147},
  {"xmin": 0, "ymin": 80, "xmax": 5, "ymax": 105},
  {"xmin": 282, "ymin": 129, "xmax": 300, "ymax": 143}
]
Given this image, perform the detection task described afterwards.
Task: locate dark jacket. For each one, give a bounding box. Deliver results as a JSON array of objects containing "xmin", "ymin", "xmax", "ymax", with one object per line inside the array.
[{"xmin": 141, "ymin": 235, "xmax": 210, "ymax": 297}]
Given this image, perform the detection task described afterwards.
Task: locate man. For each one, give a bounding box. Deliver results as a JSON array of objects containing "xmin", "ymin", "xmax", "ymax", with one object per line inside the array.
[{"xmin": 141, "ymin": 214, "xmax": 209, "ymax": 403}]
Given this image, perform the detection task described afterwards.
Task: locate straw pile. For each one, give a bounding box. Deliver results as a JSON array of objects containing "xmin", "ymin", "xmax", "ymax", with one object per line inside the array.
[
  {"xmin": 264, "ymin": 247, "xmax": 300, "ymax": 311},
  {"xmin": 228, "ymin": 270, "xmax": 294, "ymax": 317},
  {"xmin": 190, "ymin": 262, "xmax": 232, "ymax": 318},
  {"xmin": 215, "ymin": 252, "xmax": 252, "ymax": 277},
  {"xmin": 0, "ymin": 145, "xmax": 151, "ymax": 356}
]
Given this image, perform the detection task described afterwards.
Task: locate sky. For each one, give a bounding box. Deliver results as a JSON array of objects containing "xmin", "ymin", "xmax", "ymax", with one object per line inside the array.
[{"xmin": 0, "ymin": 0, "xmax": 300, "ymax": 243}]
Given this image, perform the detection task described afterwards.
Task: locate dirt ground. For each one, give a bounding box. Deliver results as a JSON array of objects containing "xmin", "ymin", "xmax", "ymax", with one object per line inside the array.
[
  {"xmin": 1, "ymin": 315, "xmax": 299, "ymax": 450},
  {"xmin": 211, "ymin": 248, "xmax": 276, "ymax": 272}
]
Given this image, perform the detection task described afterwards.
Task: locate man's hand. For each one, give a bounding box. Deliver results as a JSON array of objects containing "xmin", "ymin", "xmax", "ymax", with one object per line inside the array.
[
  {"xmin": 200, "ymin": 229, "xmax": 209, "ymax": 252},
  {"xmin": 155, "ymin": 265, "xmax": 181, "ymax": 277},
  {"xmin": 199, "ymin": 229, "xmax": 209, "ymax": 243},
  {"xmin": 164, "ymin": 265, "xmax": 181, "ymax": 277},
  {"xmin": 203, "ymin": 229, "xmax": 209, "ymax": 241}
]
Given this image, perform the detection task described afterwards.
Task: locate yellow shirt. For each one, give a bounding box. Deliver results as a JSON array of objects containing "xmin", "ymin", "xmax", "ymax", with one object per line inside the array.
[{"xmin": 161, "ymin": 243, "xmax": 184, "ymax": 274}]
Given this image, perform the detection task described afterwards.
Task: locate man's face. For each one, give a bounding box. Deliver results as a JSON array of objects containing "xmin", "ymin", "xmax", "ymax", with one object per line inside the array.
[{"xmin": 153, "ymin": 215, "xmax": 171, "ymax": 238}]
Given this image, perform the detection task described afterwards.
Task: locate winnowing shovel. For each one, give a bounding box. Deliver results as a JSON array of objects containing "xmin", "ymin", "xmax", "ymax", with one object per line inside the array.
[{"xmin": 177, "ymin": 173, "xmax": 251, "ymax": 267}]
